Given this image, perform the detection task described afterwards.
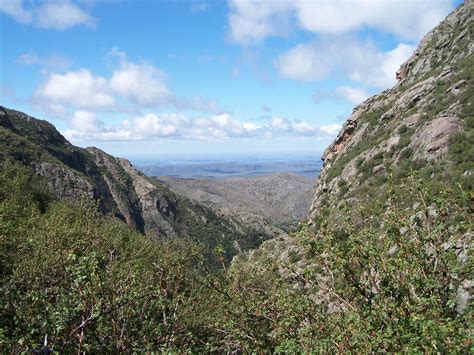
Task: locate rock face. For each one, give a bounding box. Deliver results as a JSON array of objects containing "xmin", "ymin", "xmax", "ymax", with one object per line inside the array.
[
  {"xmin": 409, "ymin": 116, "xmax": 464, "ymax": 159},
  {"xmin": 0, "ymin": 107, "xmax": 277, "ymax": 262},
  {"xmin": 309, "ymin": 0, "xmax": 473, "ymax": 222},
  {"xmin": 114, "ymin": 155, "xmax": 177, "ymax": 238}
]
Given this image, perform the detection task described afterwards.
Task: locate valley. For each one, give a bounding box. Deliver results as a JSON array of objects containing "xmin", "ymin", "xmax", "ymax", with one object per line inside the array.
[
  {"xmin": 158, "ymin": 172, "xmax": 315, "ymax": 230},
  {"xmin": 0, "ymin": 0, "xmax": 472, "ymax": 353}
]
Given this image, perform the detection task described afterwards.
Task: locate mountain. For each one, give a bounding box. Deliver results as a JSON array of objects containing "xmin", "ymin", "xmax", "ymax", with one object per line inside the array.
[
  {"xmin": 158, "ymin": 173, "xmax": 314, "ymax": 230},
  {"xmin": 1, "ymin": 2, "xmax": 473, "ymax": 353},
  {"xmin": 227, "ymin": 1, "xmax": 473, "ymax": 350},
  {"xmin": 0, "ymin": 107, "xmax": 277, "ymax": 262},
  {"xmin": 309, "ymin": 1, "xmax": 473, "ymax": 226}
]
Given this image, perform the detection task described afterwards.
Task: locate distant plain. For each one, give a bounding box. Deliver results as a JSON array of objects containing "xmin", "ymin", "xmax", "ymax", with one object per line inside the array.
[{"xmin": 134, "ymin": 153, "xmax": 323, "ymax": 179}]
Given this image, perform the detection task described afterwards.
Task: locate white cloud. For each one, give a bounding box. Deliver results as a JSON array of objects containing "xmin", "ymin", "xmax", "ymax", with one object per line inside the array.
[
  {"xmin": 276, "ymin": 37, "xmax": 415, "ymax": 89},
  {"xmin": 269, "ymin": 117, "xmax": 291, "ymax": 132},
  {"xmin": 70, "ymin": 110, "xmax": 102, "ymax": 133},
  {"xmin": 228, "ymin": 0, "xmax": 454, "ymax": 44},
  {"xmin": 17, "ymin": 52, "xmax": 72, "ymax": 70},
  {"xmin": 0, "ymin": 0, "xmax": 32, "ymax": 23},
  {"xmin": 366, "ymin": 43, "xmax": 414, "ymax": 88},
  {"xmin": 335, "ymin": 86, "xmax": 370, "ymax": 105},
  {"xmin": 294, "ymin": 0, "xmax": 452, "ymax": 40},
  {"xmin": 36, "ymin": 0, "xmax": 95, "ymax": 30},
  {"xmin": 0, "ymin": 0, "xmax": 95, "ymax": 30},
  {"xmin": 228, "ymin": 0, "xmax": 293, "ymax": 44},
  {"xmin": 64, "ymin": 112, "xmax": 339, "ymax": 142},
  {"xmin": 131, "ymin": 113, "xmax": 185, "ymax": 138},
  {"xmin": 274, "ymin": 42, "xmax": 332, "ymax": 81},
  {"xmin": 34, "ymin": 69, "xmax": 115, "ymax": 111},
  {"xmin": 110, "ymin": 61, "xmax": 171, "ymax": 106},
  {"xmin": 32, "ymin": 49, "xmax": 222, "ymax": 114}
]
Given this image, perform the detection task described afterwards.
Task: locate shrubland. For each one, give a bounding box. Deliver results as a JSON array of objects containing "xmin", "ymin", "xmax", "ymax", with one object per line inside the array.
[{"xmin": 1, "ymin": 162, "xmax": 471, "ymax": 352}]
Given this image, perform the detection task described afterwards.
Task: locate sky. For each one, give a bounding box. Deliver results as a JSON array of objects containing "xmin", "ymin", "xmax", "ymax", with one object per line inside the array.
[{"xmin": 0, "ymin": 0, "xmax": 462, "ymax": 159}]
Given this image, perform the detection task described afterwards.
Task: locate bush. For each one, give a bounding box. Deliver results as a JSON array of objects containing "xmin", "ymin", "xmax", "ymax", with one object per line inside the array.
[
  {"xmin": 1, "ymin": 165, "xmax": 472, "ymax": 353},
  {"xmin": 221, "ymin": 175, "xmax": 472, "ymax": 352},
  {"xmin": 0, "ymin": 163, "xmax": 211, "ymax": 352}
]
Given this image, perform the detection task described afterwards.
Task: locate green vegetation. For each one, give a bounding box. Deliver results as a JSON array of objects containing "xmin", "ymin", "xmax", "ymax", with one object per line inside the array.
[
  {"xmin": 1, "ymin": 162, "xmax": 471, "ymax": 352},
  {"xmin": 1, "ymin": 7, "xmax": 473, "ymax": 351},
  {"xmin": 0, "ymin": 163, "xmax": 210, "ymax": 352},
  {"xmin": 449, "ymin": 116, "xmax": 474, "ymax": 190},
  {"xmin": 171, "ymin": 194, "xmax": 269, "ymax": 264},
  {"xmin": 358, "ymin": 105, "xmax": 390, "ymax": 126},
  {"xmin": 228, "ymin": 175, "xmax": 472, "ymax": 352},
  {"xmin": 1, "ymin": 108, "xmax": 267, "ymax": 267}
]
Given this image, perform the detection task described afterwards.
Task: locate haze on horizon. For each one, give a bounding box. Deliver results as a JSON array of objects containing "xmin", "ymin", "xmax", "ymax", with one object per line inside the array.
[{"xmin": 0, "ymin": 0, "xmax": 462, "ymax": 158}]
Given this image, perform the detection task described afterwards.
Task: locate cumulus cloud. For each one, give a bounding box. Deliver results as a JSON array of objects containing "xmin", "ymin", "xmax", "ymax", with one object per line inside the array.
[
  {"xmin": 0, "ymin": 0, "xmax": 95, "ymax": 30},
  {"xmin": 275, "ymin": 42, "xmax": 333, "ymax": 81},
  {"xmin": 36, "ymin": 0, "xmax": 95, "ymax": 30},
  {"xmin": 64, "ymin": 111, "xmax": 340, "ymax": 142},
  {"xmin": 110, "ymin": 61, "xmax": 171, "ymax": 106},
  {"xmin": 34, "ymin": 69, "xmax": 115, "ymax": 111},
  {"xmin": 228, "ymin": 0, "xmax": 454, "ymax": 44},
  {"xmin": 353, "ymin": 43, "xmax": 414, "ymax": 88},
  {"xmin": 228, "ymin": 0, "xmax": 293, "ymax": 44},
  {"xmin": 320, "ymin": 124, "xmax": 342, "ymax": 136},
  {"xmin": 32, "ymin": 49, "xmax": 222, "ymax": 114},
  {"xmin": 70, "ymin": 110, "xmax": 103, "ymax": 133},
  {"xmin": 276, "ymin": 37, "xmax": 415, "ymax": 89}
]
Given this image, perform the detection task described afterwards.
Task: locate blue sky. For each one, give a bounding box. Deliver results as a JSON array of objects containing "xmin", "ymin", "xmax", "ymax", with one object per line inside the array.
[{"xmin": 0, "ymin": 0, "xmax": 462, "ymax": 158}]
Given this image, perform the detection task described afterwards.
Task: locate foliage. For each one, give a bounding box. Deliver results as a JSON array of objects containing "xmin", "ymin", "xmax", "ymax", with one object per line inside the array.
[
  {"xmin": 218, "ymin": 174, "xmax": 473, "ymax": 352},
  {"xmin": 0, "ymin": 163, "xmax": 211, "ymax": 352},
  {"xmin": 1, "ymin": 163, "xmax": 471, "ymax": 352},
  {"xmin": 449, "ymin": 116, "xmax": 474, "ymax": 191}
]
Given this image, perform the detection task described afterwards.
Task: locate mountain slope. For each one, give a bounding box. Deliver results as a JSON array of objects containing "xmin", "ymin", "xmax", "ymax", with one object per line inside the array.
[
  {"xmin": 309, "ymin": 0, "xmax": 473, "ymax": 227},
  {"xmin": 1, "ymin": 2, "xmax": 473, "ymax": 352},
  {"xmin": 0, "ymin": 107, "xmax": 276, "ymax": 262},
  {"xmin": 158, "ymin": 172, "xmax": 314, "ymax": 230},
  {"xmin": 224, "ymin": 2, "xmax": 473, "ymax": 350}
]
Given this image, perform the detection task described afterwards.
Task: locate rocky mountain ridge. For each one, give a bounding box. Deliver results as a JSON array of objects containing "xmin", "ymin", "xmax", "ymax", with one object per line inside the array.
[
  {"xmin": 309, "ymin": 0, "xmax": 473, "ymax": 225},
  {"xmin": 233, "ymin": 0, "xmax": 473, "ymax": 318},
  {"xmin": 0, "ymin": 107, "xmax": 280, "ymax": 262}
]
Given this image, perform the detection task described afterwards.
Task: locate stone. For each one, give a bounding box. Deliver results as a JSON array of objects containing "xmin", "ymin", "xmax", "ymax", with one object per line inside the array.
[
  {"xmin": 387, "ymin": 245, "xmax": 400, "ymax": 257},
  {"xmin": 372, "ymin": 164, "xmax": 386, "ymax": 175},
  {"xmin": 399, "ymin": 227, "xmax": 409, "ymax": 235},
  {"xmin": 409, "ymin": 116, "xmax": 464, "ymax": 160},
  {"xmin": 456, "ymin": 280, "xmax": 473, "ymax": 313}
]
